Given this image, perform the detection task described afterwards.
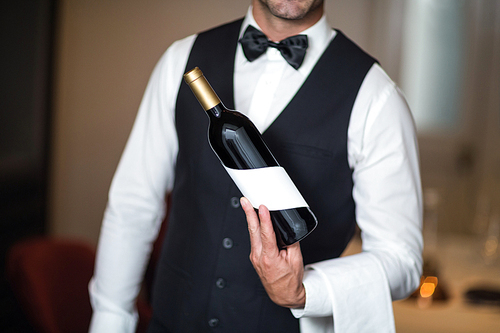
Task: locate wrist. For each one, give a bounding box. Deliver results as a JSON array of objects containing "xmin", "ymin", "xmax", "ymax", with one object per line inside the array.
[{"xmin": 291, "ymin": 283, "xmax": 306, "ymax": 309}]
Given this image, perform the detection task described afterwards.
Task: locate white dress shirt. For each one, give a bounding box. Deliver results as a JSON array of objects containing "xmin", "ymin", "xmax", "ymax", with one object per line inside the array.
[{"xmin": 89, "ymin": 6, "xmax": 423, "ymax": 333}]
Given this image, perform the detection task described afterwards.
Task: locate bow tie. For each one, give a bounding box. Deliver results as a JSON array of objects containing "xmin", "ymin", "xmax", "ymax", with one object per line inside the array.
[{"xmin": 239, "ymin": 25, "xmax": 308, "ymax": 70}]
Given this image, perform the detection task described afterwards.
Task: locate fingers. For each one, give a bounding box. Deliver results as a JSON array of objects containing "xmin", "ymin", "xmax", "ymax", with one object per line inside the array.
[
  {"xmin": 258, "ymin": 205, "xmax": 279, "ymax": 257},
  {"xmin": 241, "ymin": 198, "xmax": 279, "ymax": 257},
  {"xmin": 285, "ymin": 241, "xmax": 302, "ymax": 261},
  {"xmin": 240, "ymin": 197, "xmax": 262, "ymax": 253}
]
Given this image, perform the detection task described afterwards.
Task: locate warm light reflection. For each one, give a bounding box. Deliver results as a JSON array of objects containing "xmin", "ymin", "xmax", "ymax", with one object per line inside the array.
[
  {"xmin": 420, "ymin": 276, "xmax": 438, "ymax": 298},
  {"xmin": 483, "ymin": 236, "xmax": 498, "ymax": 257}
]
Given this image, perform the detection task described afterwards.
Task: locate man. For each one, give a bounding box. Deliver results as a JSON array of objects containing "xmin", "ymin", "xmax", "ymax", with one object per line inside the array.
[{"xmin": 89, "ymin": 1, "xmax": 423, "ymax": 332}]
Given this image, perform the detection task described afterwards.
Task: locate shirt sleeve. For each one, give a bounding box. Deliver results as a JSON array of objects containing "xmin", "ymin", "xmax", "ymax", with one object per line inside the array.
[
  {"xmin": 88, "ymin": 35, "xmax": 196, "ymax": 333},
  {"xmin": 291, "ymin": 64, "xmax": 423, "ymax": 333}
]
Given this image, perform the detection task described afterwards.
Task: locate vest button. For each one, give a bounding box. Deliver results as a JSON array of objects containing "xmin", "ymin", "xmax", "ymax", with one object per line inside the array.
[
  {"xmin": 216, "ymin": 278, "xmax": 226, "ymax": 289},
  {"xmin": 222, "ymin": 237, "xmax": 233, "ymax": 249},
  {"xmin": 230, "ymin": 196, "xmax": 240, "ymax": 208},
  {"xmin": 208, "ymin": 318, "xmax": 219, "ymax": 328}
]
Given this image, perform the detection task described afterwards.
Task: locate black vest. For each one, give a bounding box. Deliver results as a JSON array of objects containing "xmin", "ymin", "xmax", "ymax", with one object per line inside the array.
[{"xmin": 150, "ymin": 18, "xmax": 375, "ymax": 332}]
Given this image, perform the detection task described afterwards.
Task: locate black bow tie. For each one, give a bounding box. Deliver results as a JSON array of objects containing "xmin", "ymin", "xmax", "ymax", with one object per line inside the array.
[{"xmin": 239, "ymin": 26, "xmax": 308, "ymax": 70}]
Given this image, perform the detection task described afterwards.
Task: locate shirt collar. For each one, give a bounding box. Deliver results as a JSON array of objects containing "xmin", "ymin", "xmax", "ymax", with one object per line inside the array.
[{"xmin": 238, "ymin": 5, "xmax": 335, "ymax": 74}]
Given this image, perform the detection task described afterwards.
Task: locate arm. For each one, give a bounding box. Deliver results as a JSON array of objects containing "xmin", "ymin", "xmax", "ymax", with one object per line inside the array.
[{"xmin": 88, "ymin": 35, "xmax": 195, "ymax": 333}]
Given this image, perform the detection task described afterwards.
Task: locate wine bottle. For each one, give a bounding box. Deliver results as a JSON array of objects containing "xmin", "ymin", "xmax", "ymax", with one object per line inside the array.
[{"xmin": 183, "ymin": 67, "xmax": 317, "ymax": 247}]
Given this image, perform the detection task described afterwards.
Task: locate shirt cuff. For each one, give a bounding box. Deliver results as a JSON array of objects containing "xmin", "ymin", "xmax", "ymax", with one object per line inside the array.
[
  {"xmin": 88, "ymin": 310, "xmax": 138, "ymax": 333},
  {"xmin": 290, "ymin": 267, "xmax": 333, "ymax": 318},
  {"xmin": 88, "ymin": 278, "xmax": 138, "ymax": 333}
]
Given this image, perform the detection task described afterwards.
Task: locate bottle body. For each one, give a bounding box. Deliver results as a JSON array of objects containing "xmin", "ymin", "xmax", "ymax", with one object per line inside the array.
[{"xmin": 184, "ymin": 68, "xmax": 317, "ymax": 247}]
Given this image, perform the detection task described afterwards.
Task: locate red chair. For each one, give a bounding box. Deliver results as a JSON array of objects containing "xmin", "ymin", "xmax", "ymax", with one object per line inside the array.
[
  {"xmin": 6, "ymin": 237, "xmax": 95, "ymax": 333},
  {"xmin": 6, "ymin": 218, "xmax": 169, "ymax": 333},
  {"xmin": 6, "ymin": 196, "xmax": 170, "ymax": 333}
]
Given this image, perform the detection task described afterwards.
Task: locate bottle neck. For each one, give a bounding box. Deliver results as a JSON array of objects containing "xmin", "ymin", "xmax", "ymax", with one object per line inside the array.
[{"xmin": 207, "ymin": 104, "xmax": 224, "ymax": 118}]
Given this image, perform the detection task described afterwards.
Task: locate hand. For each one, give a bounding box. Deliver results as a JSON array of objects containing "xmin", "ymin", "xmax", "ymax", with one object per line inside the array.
[{"xmin": 240, "ymin": 197, "xmax": 306, "ymax": 309}]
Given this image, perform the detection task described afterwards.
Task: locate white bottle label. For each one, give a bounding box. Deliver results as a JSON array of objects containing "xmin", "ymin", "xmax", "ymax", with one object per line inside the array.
[{"xmin": 224, "ymin": 166, "xmax": 309, "ymax": 210}]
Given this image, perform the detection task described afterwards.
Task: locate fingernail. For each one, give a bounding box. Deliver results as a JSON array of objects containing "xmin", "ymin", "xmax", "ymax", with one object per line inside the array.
[{"xmin": 240, "ymin": 197, "xmax": 248, "ymax": 208}]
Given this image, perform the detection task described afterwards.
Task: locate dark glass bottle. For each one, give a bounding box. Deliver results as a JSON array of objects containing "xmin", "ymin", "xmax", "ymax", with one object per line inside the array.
[{"xmin": 184, "ymin": 67, "xmax": 317, "ymax": 247}]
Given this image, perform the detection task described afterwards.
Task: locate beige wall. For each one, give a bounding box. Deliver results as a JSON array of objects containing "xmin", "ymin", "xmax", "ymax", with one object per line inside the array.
[{"xmin": 49, "ymin": 0, "xmax": 388, "ymax": 244}]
